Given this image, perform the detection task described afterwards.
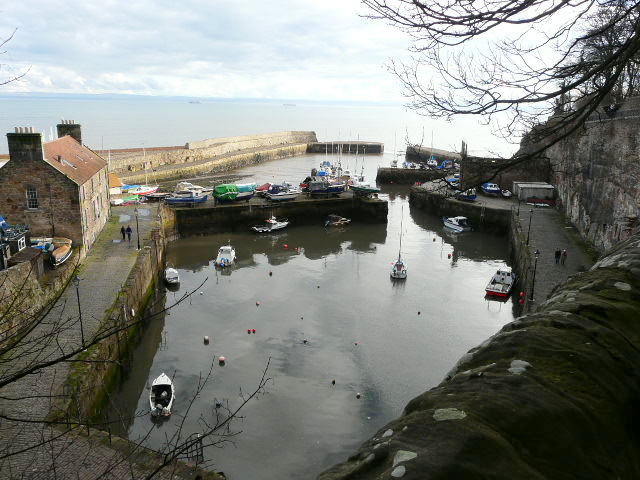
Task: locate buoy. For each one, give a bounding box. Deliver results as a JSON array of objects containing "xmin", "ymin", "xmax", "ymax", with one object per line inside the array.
[
  {"xmin": 247, "ymin": 329, "xmax": 251, "ymax": 334},
  {"xmin": 354, "ymin": 342, "xmax": 358, "ymax": 346},
  {"xmin": 519, "ymin": 299, "xmax": 525, "ymax": 304},
  {"xmin": 303, "ymin": 339, "xmax": 308, "ymax": 344},
  {"xmin": 519, "ymin": 291, "xmax": 525, "ymax": 297},
  {"xmin": 252, "ymin": 328, "xmax": 256, "ymax": 334},
  {"xmin": 418, "ymin": 311, "xmax": 421, "ymax": 315},
  {"xmin": 317, "ymin": 285, "xmax": 320, "ymax": 289},
  {"xmin": 447, "ymin": 253, "xmax": 451, "ymax": 259},
  {"xmin": 331, "ymin": 379, "xmax": 335, "ymax": 385},
  {"xmin": 269, "ymin": 271, "xmax": 273, "ymax": 276},
  {"xmin": 356, "ymin": 393, "xmax": 361, "ymax": 399},
  {"xmin": 218, "ymin": 356, "xmax": 226, "ymax": 365},
  {"xmin": 433, "ymin": 238, "xmax": 436, "ymax": 242},
  {"xmin": 199, "ymin": 291, "xmax": 203, "ymax": 295},
  {"xmin": 215, "ymin": 401, "xmax": 222, "ymax": 409},
  {"xmin": 203, "ymin": 336, "xmax": 209, "ymax": 344},
  {"xmin": 284, "ymin": 244, "xmax": 288, "ymax": 249},
  {"xmin": 256, "ymin": 301, "xmax": 261, "ymax": 306},
  {"xmin": 300, "ymin": 316, "xmax": 303, "ymax": 320}
]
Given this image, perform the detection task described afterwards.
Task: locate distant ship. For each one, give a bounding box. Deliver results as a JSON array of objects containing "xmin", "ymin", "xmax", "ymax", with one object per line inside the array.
[
  {"xmin": 283, "ymin": 103, "xmax": 296, "ymax": 107},
  {"xmin": 188, "ymin": 100, "xmax": 201, "ymax": 104}
]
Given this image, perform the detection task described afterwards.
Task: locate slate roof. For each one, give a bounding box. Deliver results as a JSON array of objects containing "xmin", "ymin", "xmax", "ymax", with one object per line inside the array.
[{"xmin": 43, "ymin": 136, "xmax": 107, "ymax": 186}]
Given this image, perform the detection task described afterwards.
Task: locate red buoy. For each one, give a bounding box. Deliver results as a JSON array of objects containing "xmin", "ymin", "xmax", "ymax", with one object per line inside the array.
[
  {"xmin": 252, "ymin": 328, "xmax": 256, "ymax": 334},
  {"xmin": 448, "ymin": 253, "xmax": 452, "ymax": 259},
  {"xmin": 284, "ymin": 244, "xmax": 289, "ymax": 249},
  {"xmin": 218, "ymin": 356, "xmax": 226, "ymax": 365},
  {"xmin": 519, "ymin": 291, "xmax": 525, "ymax": 297},
  {"xmin": 247, "ymin": 329, "xmax": 251, "ymax": 334},
  {"xmin": 519, "ymin": 299, "xmax": 525, "ymax": 304}
]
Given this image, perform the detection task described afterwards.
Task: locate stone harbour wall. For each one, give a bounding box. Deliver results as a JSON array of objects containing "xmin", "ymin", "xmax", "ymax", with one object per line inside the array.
[{"xmin": 319, "ymin": 232, "xmax": 640, "ymax": 479}]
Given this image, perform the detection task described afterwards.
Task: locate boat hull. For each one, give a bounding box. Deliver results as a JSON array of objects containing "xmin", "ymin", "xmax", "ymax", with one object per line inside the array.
[
  {"xmin": 165, "ymin": 194, "xmax": 208, "ymax": 204},
  {"xmin": 51, "ymin": 245, "xmax": 73, "ymax": 267}
]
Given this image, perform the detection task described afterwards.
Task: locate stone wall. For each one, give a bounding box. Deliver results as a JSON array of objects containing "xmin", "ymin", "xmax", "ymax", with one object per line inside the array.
[
  {"xmin": 461, "ymin": 155, "xmax": 551, "ymax": 191},
  {"xmin": 546, "ymin": 110, "xmax": 640, "ymax": 252},
  {"xmin": 376, "ymin": 168, "xmax": 450, "ymax": 185},
  {"xmin": 108, "ymin": 131, "xmax": 317, "ymax": 177},
  {"xmin": 79, "ymin": 166, "xmax": 110, "ymax": 249},
  {"xmin": 319, "ymin": 233, "xmax": 640, "ymax": 480}
]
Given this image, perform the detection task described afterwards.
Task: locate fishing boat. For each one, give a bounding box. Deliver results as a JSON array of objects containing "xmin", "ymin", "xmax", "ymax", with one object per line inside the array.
[
  {"xmin": 215, "ymin": 244, "xmax": 236, "ymax": 267},
  {"xmin": 164, "ymin": 267, "xmax": 180, "ymax": 285},
  {"xmin": 443, "ymin": 216, "xmax": 473, "ymax": 232},
  {"xmin": 165, "ymin": 189, "xmax": 208, "ymax": 205},
  {"xmin": 455, "ymin": 188, "xmax": 477, "ymax": 202},
  {"xmin": 149, "ymin": 373, "xmax": 175, "ymax": 417},
  {"xmin": 128, "ymin": 185, "xmax": 159, "ymax": 196},
  {"xmin": 252, "ymin": 216, "xmax": 289, "ymax": 233},
  {"xmin": 485, "ymin": 269, "xmax": 517, "ymax": 297},
  {"xmin": 324, "ymin": 214, "xmax": 351, "ymax": 227},
  {"xmin": 390, "ymin": 208, "xmax": 407, "ymax": 279},
  {"xmin": 481, "ymin": 182, "xmax": 501, "ymax": 196}
]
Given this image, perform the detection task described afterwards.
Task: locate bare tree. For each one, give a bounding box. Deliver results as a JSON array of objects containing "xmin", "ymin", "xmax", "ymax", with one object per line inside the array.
[
  {"xmin": 363, "ymin": 0, "xmax": 640, "ymax": 168},
  {"xmin": 1, "ymin": 29, "xmax": 29, "ymax": 87}
]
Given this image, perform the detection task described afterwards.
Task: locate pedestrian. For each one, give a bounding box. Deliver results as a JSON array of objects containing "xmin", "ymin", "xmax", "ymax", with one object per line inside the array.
[
  {"xmin": 554, "ymin": 249, "xmax": 561, "ymax": 264},
  {"xmin": 120, "ymin": 225, "xmax": 126, "ymax": 241},
  {"xmin": 126, "ymin": 225, "xmax": 132, "ymax": 242},
  {"xmin": 561, "ymin": 249, "xmax": 567, "ymax": 265}
]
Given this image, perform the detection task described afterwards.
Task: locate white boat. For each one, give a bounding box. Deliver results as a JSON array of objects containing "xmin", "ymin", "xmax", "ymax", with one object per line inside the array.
[
  {"xmin": 176, "ymin": 181, "xmax": 205, "ymax": 193},
  {"xmin": 266, "ymin": 188, "xmax": 300, "ymax": 202},
  {"xmin": 128, "ymin": 185, "xmax": 159, "ymax": 196},
  {"xmin": 252, "ymin": 216, "xmax": 289, "ymax": 233},
  {"xmin": 164, "ymin": 267, "xmax": 180, "ymax": 284},
  {"xmin": 215, "ymin": 244, "xmax": 236, "ymax": 267},
  {"xmin": 391, "ymin": 159, "xmax": 398, "ymax": 168},
  {"xmin": 150, "ymin": 373, "xmax": 175, "ymax": 417},
  {"xmin": 485, "ymin": 269, "xmax": 516, "ymax": 298},
  {"xmin": 501, "ymin": 189, "xmax": 513, "ymax": 198},
  {"xmin": 443, "ymin": 216, "xmax": 473, "ymax": 232},
  {"xmin": 427, "ymin": 157, "xmax": 438, "ymax": 168},
  {"xmin": 390, "ymin": 207, "xmax": 407, "ymax": 279},
  {"xmin": 325, "ymin": 214, "xmax": 351, "ymax": 227}
]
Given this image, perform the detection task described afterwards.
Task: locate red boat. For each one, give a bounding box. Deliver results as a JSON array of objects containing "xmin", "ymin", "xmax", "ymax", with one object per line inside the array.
[
  {"xmin": 256, "ymin": 183, "xmax": 272, "ymax": 196},
  {"xmin": 485, "ymin": 269, "xmax": 516, "ymax": 297}
]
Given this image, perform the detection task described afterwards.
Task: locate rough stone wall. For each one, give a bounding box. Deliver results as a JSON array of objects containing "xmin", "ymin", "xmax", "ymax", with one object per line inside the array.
[
  {"xmin": 79, "ymin": 166, "xmax": 110, "ymax": 249},
  {"xmin": 0, "ymin": 151, "xmax": 84, "ymax": 245},
  {"xmin": 547, "ymin": 113, "xmax": 640, "ymax": 253},
  {"xmin": 461, "ymin": 156, "xmax": 551, "ymax": 190},
  {"xmin": 108, "ymin": 131, "xmax": 317, "ymax": 175},
  {"xmin": 318, "ymin": 233, "xmax": 640, "ymax": 480}
]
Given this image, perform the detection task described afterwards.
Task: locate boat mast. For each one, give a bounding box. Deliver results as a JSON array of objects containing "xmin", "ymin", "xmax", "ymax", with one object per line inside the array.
[
  {"xmin": 398, "ymin": 205, "xmax": 403, "ymax": 261},
  {"xmin": 143, "ymin": 145, "xmax": 148, "ymax": 185}
]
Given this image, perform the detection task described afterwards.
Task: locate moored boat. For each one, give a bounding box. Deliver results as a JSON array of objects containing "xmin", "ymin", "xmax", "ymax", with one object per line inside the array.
[
  {"xmin": 324, "ymin": 214, "xmax": 351, "ymax": 227},
  {"xmin": 144, "ymin": 192, "xmax": 172, "ymax": 201},
  {"xmin": 128, "ymin": 185, "xmax": 159, "ymax": 196},
  {"xmin": 150, "ymin": 373, "xmax": 175, "ymax": 417},
  {"xmin": 164, "ymin": 267, "xmax": 179, "ymax": 285},
  {"xmin": 485, "ymin": 269, "xmax": 516, "ymax": 297},
  {"xmin": 213, "ymin": 184, "xmax": 239, "ymax": 202},
  {"xmin": 455, "ymin": 188, "xmax": 477, "ymax": 202},
  {"xmin": 427, "ymin": 156, "xmax": 438, "ymax": 168},
  {"xmin": 215, "ymin": 244, "xmax": 236, "ymax": 267},
  {"xmin": 165, "ymin": 189, "xmax": 208, "ymax": 204},
  {"xmin": 501, "ymin": 189, "xmax": 513, "ymax": 198},
  {"xmin": 235, "ymin": 183, "xmax": 257, "ymax": 202},
  {"xmin": 252, "ymin": 216, "xmax": 289, "ymax": 233},
  {"xmin": 390, "ymin": 207, "xmax": 407, "ymax": 279},
  {"xmin": 51, "ymin": 244, "xmax": 73, "ymax": 267},
  {"xmin": 443, "ymin": 216, "xmax": 472, "ymax": 232}
]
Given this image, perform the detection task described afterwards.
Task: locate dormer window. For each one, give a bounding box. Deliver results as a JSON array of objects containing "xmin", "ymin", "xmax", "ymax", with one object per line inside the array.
[{"xmin": 26, "ymin": 187, "xmax": 38, "ymax": 209}]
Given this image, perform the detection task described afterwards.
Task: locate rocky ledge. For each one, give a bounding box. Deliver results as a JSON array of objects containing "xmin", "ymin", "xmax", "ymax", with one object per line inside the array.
[{"xmin": 319, "ymin": 234, "xmax": 640, "ymax": 479}]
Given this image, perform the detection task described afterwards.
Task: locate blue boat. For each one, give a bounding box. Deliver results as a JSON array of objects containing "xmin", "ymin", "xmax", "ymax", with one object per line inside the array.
[
  {"xmin": 455, "ymin": 188, "xmax": 477, "ymax": 202},
  {"xmin": 165, "ymin": 191, "xmax": 208, "ymax": 205},
  {"xmin": 481, "ymin": 182, "xmax": 501, "ymax": 196},
  {"xmin": 435, "ymin": 160, "xmax": 453, "ymax": 170}
]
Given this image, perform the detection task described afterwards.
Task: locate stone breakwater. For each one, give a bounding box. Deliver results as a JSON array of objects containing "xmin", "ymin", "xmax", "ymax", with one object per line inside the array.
[
  {"xmin": 103, "ymin": 131, "xmax": 317, "ymax": 183},
  {"xmin": 318, "ymin": 233, "xmax": 640, "ymax": 479}
]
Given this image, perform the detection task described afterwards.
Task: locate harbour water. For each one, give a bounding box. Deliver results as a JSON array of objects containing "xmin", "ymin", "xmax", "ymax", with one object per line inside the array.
[{"xmin": 104, "ymin": 155, "xmax": 516, "ymax": 479}]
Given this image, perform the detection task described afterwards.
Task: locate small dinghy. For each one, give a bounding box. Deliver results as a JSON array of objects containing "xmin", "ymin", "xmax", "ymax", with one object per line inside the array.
[
  {"xmin": 215, "ymin": 244, "xmax": 236, "ymax": 267},
  {"xmin": 252, "ymin": 216, "xmax": 289, "ymax": 233},
  {"xmin": 150, "ymin": 373, "xmax": 175, "ymax": 417},
  {"xmin": 164, "ymin": 267, "xmax": 180, "ymax": 285}
]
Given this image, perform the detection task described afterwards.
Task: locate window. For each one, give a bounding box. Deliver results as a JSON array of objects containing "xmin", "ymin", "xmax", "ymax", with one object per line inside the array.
[
  {"xmin": 18, "ymin": 237, "xmax": 26, "ymax": 251},
  {"xmin": 26, "ymin": 187, "xmax": 38, "ymax": 209}
]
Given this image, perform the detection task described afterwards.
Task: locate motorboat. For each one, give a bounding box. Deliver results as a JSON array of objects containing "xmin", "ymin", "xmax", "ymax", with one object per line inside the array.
[
  {"xmin": 252, "ymin": 216, "xmax": 289, "ymax": 233},
  {"xmin": 485, "ymin": 269, "xmax": 517, "ymax": 297},
  {"xmin": 426, "ymin": 156, "xmax": 438, "ymax": 168},
  {"xmin": 455, "ymin": 188, "xmax": 477, "ymax": 202},
  {"xmin": 164, "ymin": 267, "xmax": 180, "ymax": 285},
  {"xmin": 349, "ymin": 170, "xmax": 381, "ymax": 196},
  {"xmin": 256, "ymin": 183, "xmax": 272, "ymax": 196},
  {"xmin": 443, "ymin": 216, "xmax": 473, "ymax": 232},
  {"xmin": 266, "ymin": 184, "xmax": 301, "ymax": 201},
  {"xmin": 215, "ymin": 244, "xmax": 236, "ymax": 267},
  {"xmin": 435, "ymin": 160, "xmax": 453, "ymax": 170},
  {"xmin": 481, "ymin": 182, "xmax": 501, "ymax": 196},
  {"xmin": 391, "ymin": 159, "xmax": 398, "ymax": 168},
  {"xmin": 128, "ymin": 185, "xmax": 159, "ymax": 196},
  {"xmin": 144, "ymin": 192, "xmax": 172, "ymax": 201},
  {"xmin": 149, "ymin": 373, "xmax": 175, "ymax": 417},
  {"xmin": 325, "ymin": 214, "xmax": 351, "ymax": 227},
  {"xmin": 236, "ymin": 183, "xmax": 257, "ymax": 202},
  {"xmin": 165, "ymin": 189, "xmax": 208, "ymax": 205},
  {"xmin": 31, "ymin": 237, "xmax": 73, "ymax": 267},
  {"xmin": 175, "ymin": 181, "xmax": 205, "ymax": 193},
  {"xmin": 213, "ymin": 184, "xmax": 239, "ymax": 202},
  {"xmin": 501, "ymin": 189, "xmax": 513, "ymax": 198}
]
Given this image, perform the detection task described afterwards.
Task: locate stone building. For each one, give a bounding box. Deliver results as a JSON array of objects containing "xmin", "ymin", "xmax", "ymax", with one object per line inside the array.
[{"xmin": 0, "ymin": 121, "xmax": 110, "ymax": 251}]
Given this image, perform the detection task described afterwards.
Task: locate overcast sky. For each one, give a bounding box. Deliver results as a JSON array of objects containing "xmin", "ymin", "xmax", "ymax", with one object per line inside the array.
[{"xmin": 1, "ymin": 1, "xmax": 411, "ymax": 102}]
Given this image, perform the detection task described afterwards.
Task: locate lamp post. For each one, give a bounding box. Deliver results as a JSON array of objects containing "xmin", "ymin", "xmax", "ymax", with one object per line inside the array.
[
  {"xmin": 72, "ymin": 275, "xmax": 85, "ymax": 347},
  {"xmin": 530, "ymin": 249, "xmax": 540, "ymax": 302},
  {"xmin": 134, "ymin": 207, "xmax": 140, "ymax": 250},
  {"xmin": 526, "ymin": 208, "xmax": 534, "ymax": 245}
]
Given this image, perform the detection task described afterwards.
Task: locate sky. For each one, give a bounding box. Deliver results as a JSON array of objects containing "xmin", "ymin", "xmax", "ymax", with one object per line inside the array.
[{"xmin": 0, "ymin": 0, "xmax": 411, "ymax": 102}]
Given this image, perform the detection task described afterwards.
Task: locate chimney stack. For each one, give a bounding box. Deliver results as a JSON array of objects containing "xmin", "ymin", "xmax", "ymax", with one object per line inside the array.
[
  {"xmin": 7, "ymin": 127, "xmax": 45, "ymax": 163},
  {"xmin": 56, "ymin": 119, "xmax": 82, "ymax": 145}
]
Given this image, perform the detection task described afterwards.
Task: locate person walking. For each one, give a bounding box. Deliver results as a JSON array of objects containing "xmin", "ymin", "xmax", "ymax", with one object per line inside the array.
[
  {"xmin": 120, "ymin": 225, "xmax": 126, "ymax": 241},
  {"xmin": 561, "ymin": 249, "xmax": 568, "ymax": 265},
  {"xmin": 126, "ymin": 225, "xmax": 132, "ymax": 242},
  {"xmin": 554, "ymin": 249, "xmax": 561, "ymax": 264}
]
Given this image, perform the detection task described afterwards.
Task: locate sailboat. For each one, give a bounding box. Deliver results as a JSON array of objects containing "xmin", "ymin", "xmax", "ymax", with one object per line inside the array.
[
  {"xmin": 390, "ymin": 207, "xmax": 408, "ymax": 279},
  {"xmin": 130, "ymin": 145, "xmax": 159, "ymax": 196}
]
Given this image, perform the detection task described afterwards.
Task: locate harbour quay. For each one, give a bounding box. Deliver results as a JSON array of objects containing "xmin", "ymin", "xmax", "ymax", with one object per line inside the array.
[
  {"xmin": 376, "ymin": 167, "xmax": 449, "ymax": 184},
  {"xmin": 307, "ymin": 141, "xmax": 384, "ymax": 154},
  {"xmin": 163, "ymin": 191, "xmax": 388, "ymax": 235}
]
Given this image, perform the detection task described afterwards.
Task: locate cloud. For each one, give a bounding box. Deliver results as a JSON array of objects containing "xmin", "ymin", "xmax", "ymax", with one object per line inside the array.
[{"xmin": 1, "ymin": 0, "xmax": 410, "ymax": 101}]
